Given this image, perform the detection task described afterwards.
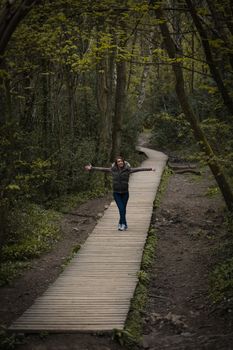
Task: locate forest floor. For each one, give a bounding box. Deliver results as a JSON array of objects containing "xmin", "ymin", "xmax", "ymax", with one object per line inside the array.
[{"xmin": 1, "ymin": 141, "xmax": 233, "ymax": 349}]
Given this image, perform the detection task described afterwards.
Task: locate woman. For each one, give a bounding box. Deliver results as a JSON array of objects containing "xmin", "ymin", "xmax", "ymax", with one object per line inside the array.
[{"xmin": 85, "ymin": 156, "xmax": 155, "ymax": 231}]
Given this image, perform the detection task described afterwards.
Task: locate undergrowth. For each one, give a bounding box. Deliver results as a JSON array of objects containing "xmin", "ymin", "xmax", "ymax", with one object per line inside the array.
[
  {"xmin": 46, "ymin": 188, "xmax": 107, "ymax": 213},
  {"xmin": 0, "ymin": 203, "xmax": 61, "ymax": 286}
]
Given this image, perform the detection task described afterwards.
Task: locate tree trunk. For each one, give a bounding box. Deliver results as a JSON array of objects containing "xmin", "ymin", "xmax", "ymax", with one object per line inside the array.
[
  {"xmin": 42, "ymin": 66, "xmax": 49, "ymax": 158},
  {"xmin": 111, "ymin": 59, "xmax": 127, "ymax": 160},
  {"xmin": 137, "ymin": 32, "xmax": 154, "ymax": 110},
  {"xmin": 154, "ymin": 5, "xmax": 233, "ymax": 211},
  {"xmin": 66, "ymin": 77, "xmax": 75, "ymax": 145},
  {"xmin": 96, "ymin": 55, "xmax": 112, "ymax": 163},
  {"xmin": 127, "ymin": 31, "xmax": 138, "ymax": 91}
]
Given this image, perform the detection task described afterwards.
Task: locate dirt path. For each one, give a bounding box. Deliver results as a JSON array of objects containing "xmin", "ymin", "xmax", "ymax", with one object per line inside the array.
[{"xmin": 1, "ymin": 148, "xmax": 232, "ymax": 349}]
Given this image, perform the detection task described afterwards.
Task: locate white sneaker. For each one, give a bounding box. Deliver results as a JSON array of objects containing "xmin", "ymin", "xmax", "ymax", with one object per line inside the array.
[{"xmin": 118, "ymin": 224, "xmax": 122, "ymax": 231}]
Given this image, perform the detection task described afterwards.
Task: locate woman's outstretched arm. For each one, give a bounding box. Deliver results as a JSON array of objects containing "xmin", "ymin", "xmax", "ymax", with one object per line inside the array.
[
  {"xmin": 130, "ymin": 167, "xmax": 156, "ymax": 173},
  {"xmin": 84, "ymin": 164, "xmax": 112, "ymax": 173}
]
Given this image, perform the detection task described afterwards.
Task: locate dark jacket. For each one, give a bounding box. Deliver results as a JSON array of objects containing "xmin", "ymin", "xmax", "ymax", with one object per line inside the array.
[{"xmin": 91, "ymin": 162, "xmax": 152, "ymax": 193}]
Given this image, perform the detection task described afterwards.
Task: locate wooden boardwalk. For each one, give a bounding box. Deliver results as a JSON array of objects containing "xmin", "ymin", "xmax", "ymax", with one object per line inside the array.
[{"xmin": 9, "ymin": 147, "xmax": 167, "ymax": 333}]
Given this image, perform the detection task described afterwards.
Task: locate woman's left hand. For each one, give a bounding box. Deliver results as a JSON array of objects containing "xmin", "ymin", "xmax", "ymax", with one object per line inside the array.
[{"xmin": 85, "ymin": 164, "xmax": 92, "ymax": 171}]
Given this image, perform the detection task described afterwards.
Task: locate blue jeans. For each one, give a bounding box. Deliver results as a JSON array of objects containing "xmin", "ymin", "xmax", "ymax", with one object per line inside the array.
[{"xmin": 113, "ymin": 192, "xmax": 129, "ymax": 226}]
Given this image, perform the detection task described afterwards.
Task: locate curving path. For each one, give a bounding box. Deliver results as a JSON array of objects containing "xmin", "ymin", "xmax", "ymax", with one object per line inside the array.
[{"xmin": 9, "ymin": 147, "xmax": 168, "ymax": 332}]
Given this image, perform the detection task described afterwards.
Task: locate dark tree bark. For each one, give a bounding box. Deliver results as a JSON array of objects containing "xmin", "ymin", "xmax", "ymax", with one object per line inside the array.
[{"xmin": 154, "ymin": 4, "xmax": 233, "ymax": 211}]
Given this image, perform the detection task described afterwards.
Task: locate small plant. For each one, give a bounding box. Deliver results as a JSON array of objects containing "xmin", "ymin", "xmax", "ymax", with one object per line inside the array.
[
  {"xmin": 205, "ymin": 186, "xmax": 220, "ymax": 197},
  {"xmin": 39, "ymin": 331, "xmax": 49, "ymax": 339}
]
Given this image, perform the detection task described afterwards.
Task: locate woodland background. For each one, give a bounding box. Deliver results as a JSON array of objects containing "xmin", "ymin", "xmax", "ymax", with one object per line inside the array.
[{"xmin": 0, "ymin": 0, "xmax": 233, "ymax": 318}]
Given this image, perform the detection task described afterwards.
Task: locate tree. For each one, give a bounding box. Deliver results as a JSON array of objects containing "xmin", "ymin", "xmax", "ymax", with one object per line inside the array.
[{"xmin": 153, "ymin": 3, "xmax": 233, "ymax": 211}]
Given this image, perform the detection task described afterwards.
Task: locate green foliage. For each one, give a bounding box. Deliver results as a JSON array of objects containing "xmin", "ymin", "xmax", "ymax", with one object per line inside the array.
[
  {"xmin": 150, "ymin": 112, "xmax": 194, "ymax": 150},
  {"xmin": 205, "ymin": 185, "xmax": 220, "ymax": 197}
]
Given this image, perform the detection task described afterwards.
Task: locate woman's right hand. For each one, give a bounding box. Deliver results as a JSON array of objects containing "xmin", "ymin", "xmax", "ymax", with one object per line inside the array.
[{"xmin": 84, "ymin": 164, "xmax": 92, "ymax": 171}]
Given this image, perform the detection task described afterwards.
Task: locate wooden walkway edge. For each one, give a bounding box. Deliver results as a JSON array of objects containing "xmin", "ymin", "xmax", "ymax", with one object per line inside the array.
[{"xmin": 9, "ymin": 147, "xmax": 168, "ymax": 333}]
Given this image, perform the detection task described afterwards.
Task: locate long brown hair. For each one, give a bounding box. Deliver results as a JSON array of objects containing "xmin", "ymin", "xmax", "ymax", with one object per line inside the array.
[{"xmin": 114, "ymin": 156, "xmax": 125, "ymax": 167}]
